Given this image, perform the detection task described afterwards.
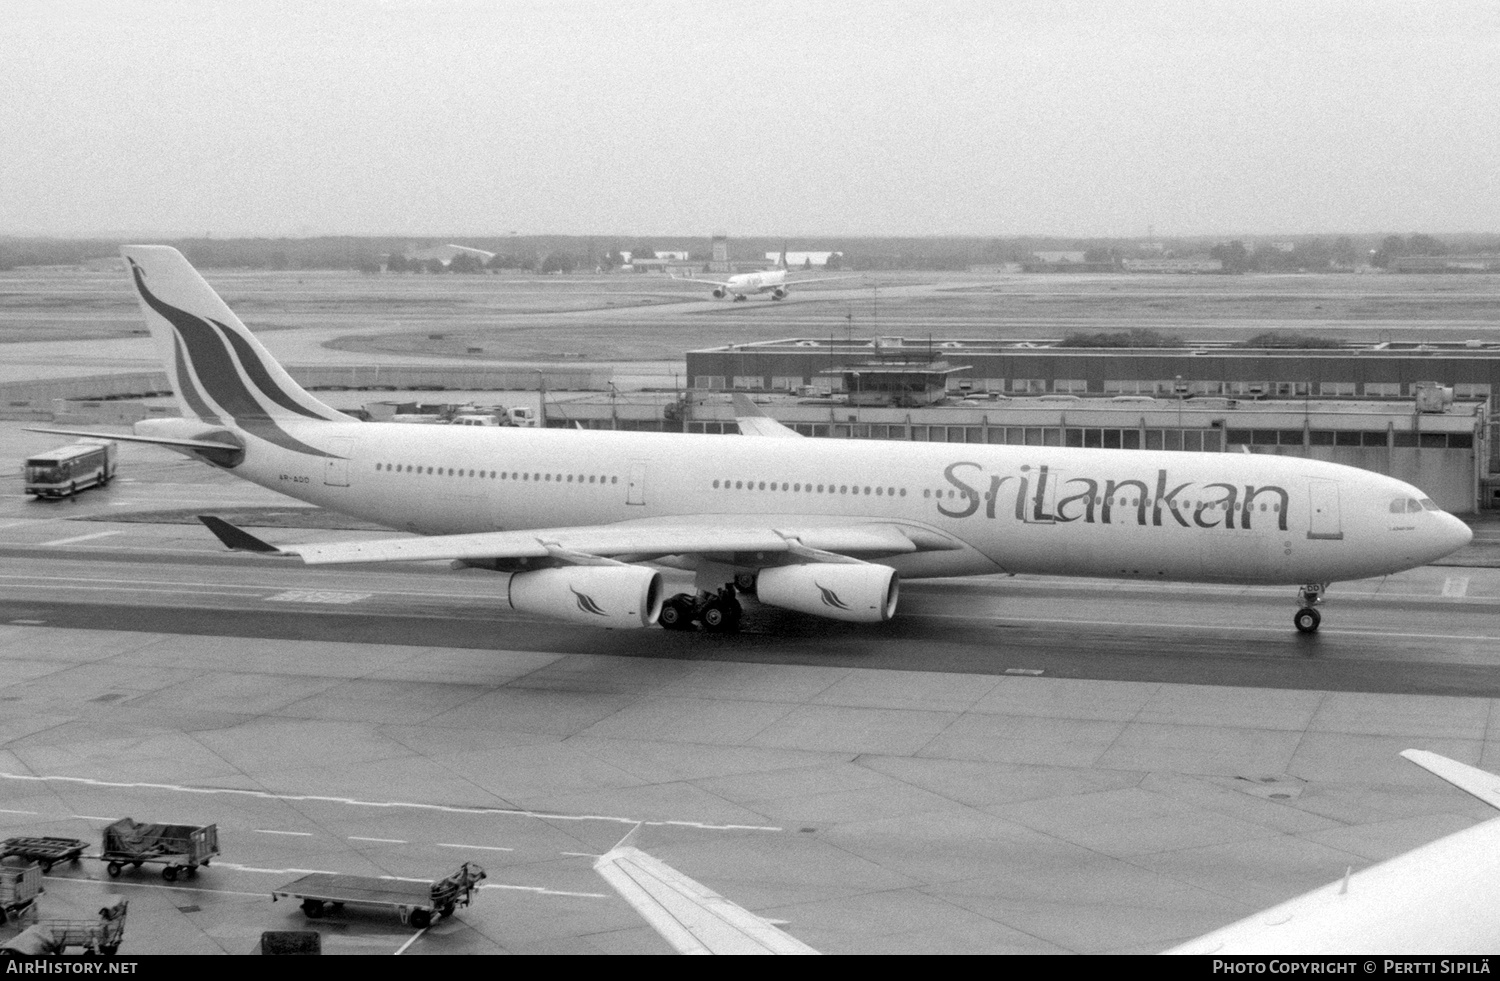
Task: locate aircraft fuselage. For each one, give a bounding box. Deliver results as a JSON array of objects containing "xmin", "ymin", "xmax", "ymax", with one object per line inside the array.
[{"xmin": 189, "ymin": 420, "xmax": 1470, "ymax": 588}]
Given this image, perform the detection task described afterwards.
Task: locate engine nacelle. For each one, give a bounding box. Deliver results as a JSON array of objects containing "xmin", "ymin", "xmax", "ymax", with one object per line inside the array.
[
  {"xmin": 755, "ymin": 563, "xmax": 899, "ymax": 624},
  {"xmin": 712, "ymin": 287, "xmax": 727, "ymax": 298},
  {"xmin": 507, "ymin": 566, "xmax": 663, "ymax": 628}
]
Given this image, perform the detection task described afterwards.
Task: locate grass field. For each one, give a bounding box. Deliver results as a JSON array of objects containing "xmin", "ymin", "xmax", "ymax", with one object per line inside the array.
[{"xmin": 2, "ymin": 267, "xmax": 1497, "ymax": 362}]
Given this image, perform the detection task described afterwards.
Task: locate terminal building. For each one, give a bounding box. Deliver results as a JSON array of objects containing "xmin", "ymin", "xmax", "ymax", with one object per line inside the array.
[{"xmin": 674, "ymin": 336, "xmax": 1498, "ymax": 513}]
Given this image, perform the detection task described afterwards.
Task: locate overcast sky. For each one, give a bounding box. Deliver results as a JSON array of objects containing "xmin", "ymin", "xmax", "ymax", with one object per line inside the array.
[{"xmin": 4, "ymin": 0, "xmax": 1496, "ymax": 239}]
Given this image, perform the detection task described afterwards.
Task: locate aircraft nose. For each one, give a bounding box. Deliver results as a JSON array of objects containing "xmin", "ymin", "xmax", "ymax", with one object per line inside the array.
[{"xmin": 1446, "ymin": 514, "xmax": 1474, "ymax": 551}]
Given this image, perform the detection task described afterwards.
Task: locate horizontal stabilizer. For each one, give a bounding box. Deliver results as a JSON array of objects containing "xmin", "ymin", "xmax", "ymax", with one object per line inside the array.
[
  {"xmin": 1401, "ymin": 750, "xmax": 1500, "ymax": 810},
  {"xmin": 26, "ymin": 427, "xmax": 241, "ymax": 453},
  {"xmin": 731, "ymin": 394, "xmax": 802, "ymax": 439},
  {"xmin": 594, "ymin": 845, "xmax": 818, "ymax": 955},
  {"xmin": 197, "ymin": 516, "xmax": 284, "ymax": 555}
]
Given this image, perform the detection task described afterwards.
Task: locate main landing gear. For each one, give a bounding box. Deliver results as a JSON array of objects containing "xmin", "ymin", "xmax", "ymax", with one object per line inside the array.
[
  {"xmin": 659, "ymin": 584, "xmax": 743, "ymax": 633},
  {"xmin": 1294, "ymin": 583, "xmax": 1326, "ymax": 634}
]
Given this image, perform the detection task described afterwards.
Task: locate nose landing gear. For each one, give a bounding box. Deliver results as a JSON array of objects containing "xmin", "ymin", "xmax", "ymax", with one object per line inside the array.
[{"xmin": 1295, "ymin": 583, "xmax": 1326, "ymax": 634}]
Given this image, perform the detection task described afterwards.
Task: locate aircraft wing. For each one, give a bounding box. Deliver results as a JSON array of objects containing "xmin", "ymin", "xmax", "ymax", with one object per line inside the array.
[
  {"xmin": 26, "ymin": 426, "xmax": 242, "ymax": 453},
  {"xmin": 669, "ymin": 274, "xmax": 734, "ymax": 288},
  {"xmin": 731, "ymin": 394, "xmax": 802, "ymax": 439},
  {"xmin": 784, "ymin": 274, "xmax": 866, "ymax": 286},
  {"xmin": 594, "ymin": 845, "xmax": 818, "ymax": 955},
  {"xmin": 198, "ymin": 514, "xmax": 960, "ymax": 565},
  {"xmin": 1165, "ymin": 751, "xmax": 1500, "ymax": 954},
  {"xmin": 1400, "ymin": 750, "xmax": 1500, "ymax": 810}
]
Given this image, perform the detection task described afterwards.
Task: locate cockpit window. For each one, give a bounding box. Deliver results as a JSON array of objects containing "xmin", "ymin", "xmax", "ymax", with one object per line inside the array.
[
  {"xmin": 1389, "ymin": 497, "xmax": 1424, "ymax": 513},
  {"xmin": 1419, "ymin": 498, "xmax": 1440, "ymax": 511}
]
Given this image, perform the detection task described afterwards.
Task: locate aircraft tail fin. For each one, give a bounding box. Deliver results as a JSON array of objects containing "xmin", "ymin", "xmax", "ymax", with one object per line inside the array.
[
  {"xmin": 731, "ymin": 394, "xmax": 803, "ymax": 438},
  {"xmin": 1401, "ymin": 750, "xmax": 1500, "ymax": 810},
  {"xmin": 121, "ymin": 246, "xmax": 351, "ymax": 427}
]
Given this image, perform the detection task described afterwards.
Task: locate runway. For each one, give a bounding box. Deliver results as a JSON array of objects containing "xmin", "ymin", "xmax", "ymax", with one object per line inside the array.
[{"xmin": 5, "ymin": 440, "xmax": 1500, "ymax": 953}]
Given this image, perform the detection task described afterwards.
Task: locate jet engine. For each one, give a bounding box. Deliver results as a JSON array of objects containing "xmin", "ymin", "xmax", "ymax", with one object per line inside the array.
[
  {"xmin": 507, "ymin": 566, "xmax": 663, "ymax": 628},
  {"xmin": 770, "ymin": 287, "xmax": 787, "ymax": 300},
  {"xmin": 712, "ymin": 287, "xmax": 727, "ymax": 298},
  {"xmin": 754, "ymin": 563, "xmax": 899, "ymax": 623}
]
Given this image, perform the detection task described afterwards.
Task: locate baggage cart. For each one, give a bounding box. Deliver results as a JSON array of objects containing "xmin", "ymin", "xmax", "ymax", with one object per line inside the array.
[
  {"xmin": 271, "ymin": 862, "xmax": 485, "ymax": 929},
  {"xmin": 100, "ymin": 818, "xmax": 218, "ymax": 881},
  {"xmin": 0, "ymin": 900, "xmax": 127, "ymax": 956},
  {"xmin": 0, "ymin": 836, "xmax": 87, "ymax": 874},
  {"xmin": 0, "ymin": 857, "xmax": 42, "ymax": 926}
]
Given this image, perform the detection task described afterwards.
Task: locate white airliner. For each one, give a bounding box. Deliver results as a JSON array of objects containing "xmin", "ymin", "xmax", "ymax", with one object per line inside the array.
[
  {"xmin": 1167, "ymin": 750, "xmax": 1500, "ymax": 954},
  {"xmin": 671, "ymin": 252, "xmax": 863, "ymax": 301},
  {"xmin": 34, "ymin": 246, "xmax": 1470, "ymax": 634}
]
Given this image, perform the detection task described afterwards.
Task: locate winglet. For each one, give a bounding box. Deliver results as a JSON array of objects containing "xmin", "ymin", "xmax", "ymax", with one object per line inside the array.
[
  {"xmin": 1401, "ymin": 750, "xmax": 1500, "ymax": 810},
  {"xmin": 197, "ymin": 516, "xmax": 284, "ymax": 554}
]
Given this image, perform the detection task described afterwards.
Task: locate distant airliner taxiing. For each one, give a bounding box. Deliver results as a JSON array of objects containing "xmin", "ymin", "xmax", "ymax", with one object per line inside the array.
[
  {"xmin": 671, "ymin": 250, "xmax": 863, "ymax": 301},
  {"xmin": 33, "ymin": 247, "xmax": 1471, "ymax": 635}
]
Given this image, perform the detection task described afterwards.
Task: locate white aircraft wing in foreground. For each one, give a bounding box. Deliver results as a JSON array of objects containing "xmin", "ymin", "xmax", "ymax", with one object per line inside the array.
[
  {"xmin": 594, "ymin": 845, "xmax": 818, "ymax": 955},
  {"xmin": 1166, "ymin": 751, "xmax": 1500, "ymax": 954}
]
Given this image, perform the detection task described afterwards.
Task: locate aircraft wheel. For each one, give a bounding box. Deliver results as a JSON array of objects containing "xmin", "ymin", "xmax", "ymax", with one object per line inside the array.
[
  {"xmin": 1294, "ymin": 608, "xmax": 1321, "ymax": 634},
  {"xmin": 410, "ymin": 909, "xmax": 432, "ymax": 929},
  {"xmin": 733, "ymin": 571, "xmax": 757, "ymax": 595},
  {"xmin": 701, "ymin": 597, "xmax": 741, "ymax": 633},
  {"xmin": 659, "ymin": 595, "xmax": 696, "ymax": 631},
  {"xmin": 161, "ymin": 866, "xmax": 178, "ymax": 882},
  {"xmin": 302, "ymin": 899, "xmax": 324, "ymax": 918},
  {"xmin": 106, "ymin": 862, "xmax": 122, "ymax": 878}
]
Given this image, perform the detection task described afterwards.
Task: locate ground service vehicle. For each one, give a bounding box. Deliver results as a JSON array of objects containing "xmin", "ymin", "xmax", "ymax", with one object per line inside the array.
[
  {"xmin": 0, "ymin": 858, "xmax": 42, "ymax": 927},
  {"xmin": 0, "ymin": 836, "xmax": 88, "ymax": 874},
  {"xmin": 272, "ymin": 862, "xmax": 486, "ymax": 928},
  {"xmin": 101, "ymin": 818, "xmax": 218, "ymax": 881},
  {"xmin": 0, "ymin": 900, "xmax": 127, "ymax": 956},
  {"xmin": 23, "ymin": 440, "xmax": 116, "ymax": 499}
]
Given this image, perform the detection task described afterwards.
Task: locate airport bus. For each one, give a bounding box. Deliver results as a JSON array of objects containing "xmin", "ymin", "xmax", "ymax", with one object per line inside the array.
[{"xmin": 23, "ymin": 440, "xmax": 117, "ymax": 500}]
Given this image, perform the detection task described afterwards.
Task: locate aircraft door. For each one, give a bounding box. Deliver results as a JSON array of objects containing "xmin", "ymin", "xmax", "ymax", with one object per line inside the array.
[
  {"xmin": 626, "ymin": 461, "xmax": 646, "ymax": 506},
  {"xmin": 1307, "ymin": 479, "xmax": 1343, "ymax": 540},
  {"xmin": 323, "ymin": 438, "xmax": 354, "ymax": 487}
]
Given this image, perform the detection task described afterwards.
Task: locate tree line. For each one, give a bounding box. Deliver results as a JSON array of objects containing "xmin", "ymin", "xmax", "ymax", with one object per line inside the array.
[{"xmin": 2, "ymin": 232, "xmax": 1497, "ymax": 273}]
